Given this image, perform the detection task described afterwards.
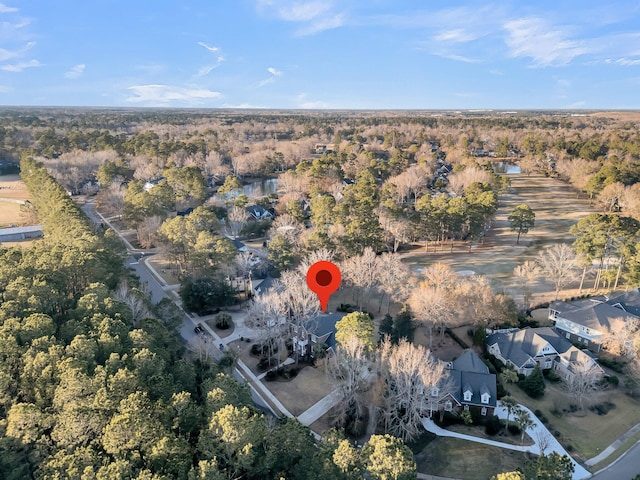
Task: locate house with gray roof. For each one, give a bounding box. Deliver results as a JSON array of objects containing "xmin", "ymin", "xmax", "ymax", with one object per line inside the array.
[
  {"xmin": 292, "ymin": 312, "xmax": 345, "ymax": 357},
  {"xmin": 437, "ymin": 350, "xmax": 497, "ymax": 417},
  {"xmin": 487, "ymin": 327, "xmax": 603, "ymax": 380},
  {"xmin": 606, "ymin": 287, "xmax": 640, "ymax": 318},
  {"xmin": 549, "ymin": 295, "xmax": 639, "ymax": 352}
]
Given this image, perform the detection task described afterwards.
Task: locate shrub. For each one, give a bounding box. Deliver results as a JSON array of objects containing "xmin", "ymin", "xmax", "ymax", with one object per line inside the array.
[
  {"xmin": 508, "ymin": 424, "xmax": 521, "ymax": 435},
  {"xmin": 265, "ymin": 370, "xmax": 277, "ymax": 381},
  {"xmin": 606, "ymin": 375, "xmax": 619, "ymax": 387},
  {"xmin": 589, "ymin": 401, "xmax": 615, "ymax": 416},
  {"xmin": 598, "ymin": 356, "xmax": 626, "ymax": 373},
  {"xmin": 484, "ymin": 415, "xmax": 503, "ymax": 435},
  {"xmin": 534, "ymin": 409, "xmax": 548, "ymax": 424},
  {"xmin": 543, "ymin": 369, "xmax": 561, "ymax": 382},
  {"xmin": 219, "ymin": 353, "xmax": 235, "ymax": 368},
  {"xmin": 215, "ymin": 312, "xmax": 232, "ymax": 329},
  {"xmin": 518, "ymin": 367, "xmax": 545, "ymax": 399}
]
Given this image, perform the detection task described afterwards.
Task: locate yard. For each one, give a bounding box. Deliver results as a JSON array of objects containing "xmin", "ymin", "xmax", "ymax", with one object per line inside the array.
[
  {"xmin": 414, "ymin": 436, "xmax": 532, "ymax": 480},
  {"xmin": 505, "ymin": 380, "xmax": 640, "ymax": 463}
]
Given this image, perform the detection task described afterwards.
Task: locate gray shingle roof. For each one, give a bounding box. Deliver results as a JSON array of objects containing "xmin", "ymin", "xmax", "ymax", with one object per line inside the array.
[
  {"xmin": 449, "ymin": 350, "xmax": 497, "ymax": 408},
  {"xmin": 452, "ymin": 349, "xmax": 490, "ymax": 374},
  {"xmin": 607, "ymin": 288, "xmax": 640, "ymax": 318},
  {"xmin": 559, "ymin": 302, "xmax": 634, "ymax": 331}
]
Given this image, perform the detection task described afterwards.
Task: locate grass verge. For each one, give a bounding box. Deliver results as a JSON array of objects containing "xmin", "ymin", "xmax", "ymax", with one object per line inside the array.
[{"xmin": 589, "ymin": 431, "xmax": 640, "ymax": 473}]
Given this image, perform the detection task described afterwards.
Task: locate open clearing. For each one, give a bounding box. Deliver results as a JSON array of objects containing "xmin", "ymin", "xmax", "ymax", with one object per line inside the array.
[
  {"xmin": 401, "ymin": 173, "xmax": 598, "ymax": 305},
  {"xmin": 0, "ymin": 174, "xmax": 31, "ymax": 228}
]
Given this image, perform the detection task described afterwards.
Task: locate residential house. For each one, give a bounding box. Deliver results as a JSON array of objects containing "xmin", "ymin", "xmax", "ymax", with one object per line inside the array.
[
  {"xmin": 606, "ymin": 288, "xmax": 640, "ymax": 318},
  {"xmin": 549, "ymin": 296, "xmax": 639, "ymax": 352},
  {"xmin": 436, "ymin": 350, "xmax": 497, "ymax": 417},
  {"xmin": 487, "ymin": 327, "xmax": 603, "ymax": 380},
  {"xmin": 292, "ymin": 312, "xmax": 345, "ymax": 358},
  {"xmin": 246, "ymin": 205, "xmax": 274, "ymax": 221}
]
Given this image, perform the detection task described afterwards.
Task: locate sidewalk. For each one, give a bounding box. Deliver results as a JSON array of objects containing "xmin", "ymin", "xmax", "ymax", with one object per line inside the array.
[
  {"xmin": 585, "ymin": 422, "xmax": 640, "ymax": 466},
  {"xmin": 296, "ymin": 388, "xmax": 342, "ymax": 426}
]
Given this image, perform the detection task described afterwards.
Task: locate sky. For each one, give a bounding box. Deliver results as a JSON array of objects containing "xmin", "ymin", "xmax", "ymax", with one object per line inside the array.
[{"xmin": 0, "ymin": 0, "xmax": 639, "ymax": 109}]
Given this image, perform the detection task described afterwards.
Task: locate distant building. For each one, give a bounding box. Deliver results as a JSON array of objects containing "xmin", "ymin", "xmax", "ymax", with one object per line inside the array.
[{"xmin": 0, "ymin": 225, "xmax": 43, "ymax": 242}]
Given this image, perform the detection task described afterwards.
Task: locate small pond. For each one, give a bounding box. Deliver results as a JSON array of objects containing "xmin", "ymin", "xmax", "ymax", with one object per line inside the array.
[{"xmin": 491, "ymin": 162, "xmax": 521, "ymax": 174}]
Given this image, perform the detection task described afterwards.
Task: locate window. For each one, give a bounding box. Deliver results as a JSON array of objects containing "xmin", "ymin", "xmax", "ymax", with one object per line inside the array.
[
  {"xmin": 565, "ymin": 332, "xmax": 570, "ymax": 339},
  {"xmin": 444, "ymin": 401, "xmax": 452, "ymax": 411},
  {"xmin": 481, "ymin": 393, "xmax": 490, "ymax": 404},
  {"xmin": 463, "ymin": 390, "xmax": 472, "ymax": 402},
  {"xmin": 481, "ymin": 407, "xmax": 487, "ymax": 416},
  {"xmin": 544, "ymin": 360, "xmax": 552, "ymax": 369},
  {"xmin": 464, "ymin": 404, "xmax": 469, "ymax": 411},
  {"xmin": 431, "ymin": 387, "xmax": 439, "ymax": 397}
]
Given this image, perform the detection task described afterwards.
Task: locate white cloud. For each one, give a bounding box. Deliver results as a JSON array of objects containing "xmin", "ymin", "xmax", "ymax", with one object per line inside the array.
[
  {"xmin": 64, "ymin": 64, "xmax": 85, "ymax": 79},
  {"xmin": 197, "ymin": 41, "xmax": 219, "ymax": 53},
  {"xmin": 257, "ymin": 66, "xmax": 284, "ymax": 87},
  {"xmin": 1, "ymin": 58, "xmax": 41, "ymax": 71},
  {"xmin": 294, "ymin": 12, "xmax": 345, "ymax": 36},
  {"xmin": 435, "ymin": 29, "xmax": 483, "ymax": 44},
  {"xmin": 294, "ymin": 92, "xmax": 328, "ymax": 109},
  {"xmin": 0, "ymin": 41, "xmax": 34, "ymax": 61},
  {"xmin": 616, "ymin": 58, "xmax": 640, "ymax": 66},
  {"xmin": 193, "ymin": 55, "xmax": 224, "ymax": 79},
  {"xmin": 257, "ymin": 0, "xmax": 346, "ymax": 36},
  {"xmin": 222, "ymin": 103, "xmax": 267, "ymax": 109},
  {"xmin": 126, "ymin": 84, "xmax": 222, "ymax": 105},
  {"xmin": 503, "ymin": 17, "xmax": 590, "ymax": 66},
  {"xmin": 0, "ymin": 3, "xmax": 18, "ymax": 13},
  {"xmin": 135, "ymin": 64, "xmax": 166, "ymax": 74}
]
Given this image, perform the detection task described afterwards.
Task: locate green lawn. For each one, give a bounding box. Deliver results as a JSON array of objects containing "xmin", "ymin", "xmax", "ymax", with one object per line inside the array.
[
  {"xmin": 506, "ymin": 381, "xmax": 640, "ymax": 462},
  {"xmin": 414, "ymin": 437, "xmax": 532, "ymax": 480}
]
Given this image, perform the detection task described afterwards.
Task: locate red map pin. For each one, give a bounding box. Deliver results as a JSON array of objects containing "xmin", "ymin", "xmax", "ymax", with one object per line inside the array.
[{"xmin": 306, "ymin": 260, "xmax": 341, "ymax": 313}]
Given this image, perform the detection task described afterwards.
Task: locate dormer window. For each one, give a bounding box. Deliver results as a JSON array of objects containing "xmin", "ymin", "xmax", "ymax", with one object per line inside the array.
[
  {"xmin": 481, "ymin": 393, "xmax": 490, "ymax": 404},
  {"xmin": 431, "ymin": 387, "xmax": 439, "ymax": 397},
  {"xmin": 463, "ymin": 390, "xmax": 472, "ymax": 402}
]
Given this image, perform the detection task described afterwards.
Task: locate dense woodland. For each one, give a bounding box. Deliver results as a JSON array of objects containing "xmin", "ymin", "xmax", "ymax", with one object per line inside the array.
[{"xmin": 1, "ymin": 108, "xmax": 640, "ymax": 479}]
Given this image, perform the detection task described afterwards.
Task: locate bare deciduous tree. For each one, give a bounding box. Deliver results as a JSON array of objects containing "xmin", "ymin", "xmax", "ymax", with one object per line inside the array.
[
  {"xmin": 513, "ymin": 261, "xmax": 541, "ymax": 311},
  {"xmin": 447, "ymin": 166, "xmax": 493, "ymax": 196},
  {"xmin": 226, "ymin": 206, "xmax": 248, "ymax": 239},
  {"xmin": 563, "ymin": 359, "xmax": 603, "ymax": 410},
  {"xmin": 246, "ymin": 290, "xmax": 287, "ymax": 364},
  {"xmin": 115, "ymin": 279, "xmax": 152, "ymax": 328},
  {"xmin": 378, "ymin": 339, "xmax": 452, "ymax": 442},
  {"xmin": 341, "ymin": 247, "xmax": 380, "ymax": 311},
  {"xmin": 136, "ymin": 215, "xmax": 163, "ymax": 249},
  {"xmin": 602, "ymin": 317, "xmax": 640, "ymax": 358},
  {"xmin": 597, "ymin": 182, "xmax": 626, "ymax": 213},
  {"xmin": 326, "ymin": 335, "xmax": 374, "ymax": 430},
  {"xmin": 377, "ymin": 253, "xmax": 413, "ymax": 313},
  {"xmin": 537, "ymin": 244, "xmax": 581, "ymax": 300}
]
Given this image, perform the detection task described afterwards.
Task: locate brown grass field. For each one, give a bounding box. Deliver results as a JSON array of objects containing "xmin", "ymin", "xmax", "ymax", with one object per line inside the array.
[
  {"xmin": 400, "ymin": 173, "xmax": 599, "ymax": 306},
  {"xmin": 0, "ymin": 174, "xmax": 33, "ymax": 228}
]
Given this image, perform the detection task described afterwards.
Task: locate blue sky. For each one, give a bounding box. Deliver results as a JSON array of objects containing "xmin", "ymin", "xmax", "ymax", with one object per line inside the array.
[{"xmin": 0, "ymin": 0, "xmax": 639, "ymax": 109}]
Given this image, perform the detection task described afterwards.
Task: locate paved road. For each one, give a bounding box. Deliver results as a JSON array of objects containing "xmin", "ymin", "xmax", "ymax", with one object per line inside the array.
[
  {"xmin": 126, "ymin": 256, "xmax": 169, "ymax": 305},
  {"xmin": 590, "ymin": 440, "xmax": 640, "ymax": 480}
]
